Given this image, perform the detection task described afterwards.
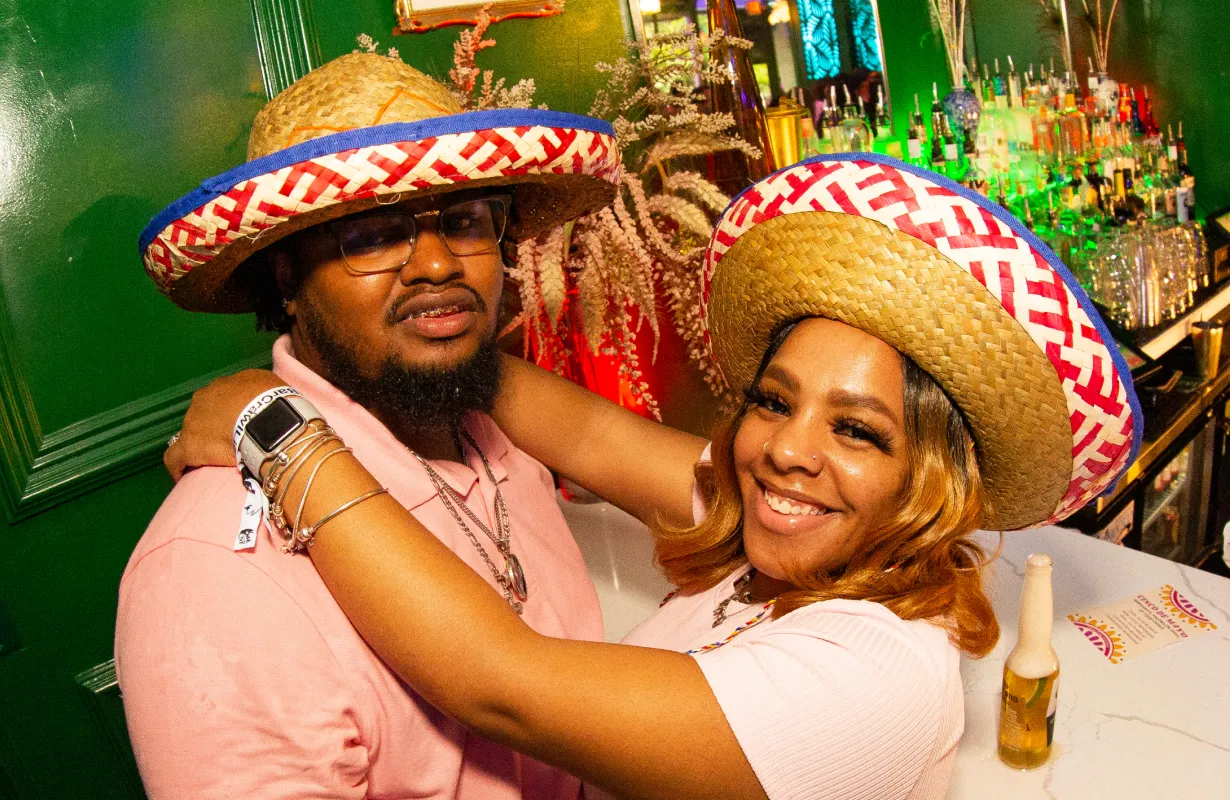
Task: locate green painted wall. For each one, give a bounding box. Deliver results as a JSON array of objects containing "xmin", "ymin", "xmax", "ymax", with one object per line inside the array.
[
  {"xmin": 874, "ymin": 0, "xmax": 952, "ymax": 145},
  {"xmin": 0, "ymin": 1, "xmax": 630, "ymax": 797},
  {"xmin": 0, "ymin": 0, "xmax": 276, "ymax": 795},
  {"xmin": 311, "ymin": 0, "xmax": 631, "ymax": 114}
]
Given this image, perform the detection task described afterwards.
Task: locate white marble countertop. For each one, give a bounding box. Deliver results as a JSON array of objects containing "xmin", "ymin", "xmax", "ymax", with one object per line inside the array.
[
  {"xmin": 950, "ymin": 527, "xmax": 1230, "ymax": 799},
  {"xmin": 559, "ymin": 500, "xmax": 1230, "ymax": 798}
]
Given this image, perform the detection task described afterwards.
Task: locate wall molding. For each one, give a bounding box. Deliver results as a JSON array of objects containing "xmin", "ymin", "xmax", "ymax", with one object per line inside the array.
[
  {"xmin": 75, "ymin": 659, "xmax": 145, "ymax": 798},
  {"xmin": 250, "ymin": 0, "xmax": 322, "ymax": 99},
  {"xmin": 0, "ymin": 1, "xmax": 321, "ymax": 524},
  {"xmin": 0, "ymin": 343, "xmax": 271, "ymax": 525}
]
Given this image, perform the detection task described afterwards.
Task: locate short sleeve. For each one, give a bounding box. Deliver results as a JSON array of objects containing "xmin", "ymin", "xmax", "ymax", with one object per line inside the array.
[
  {"xmin": 115, "ymin": 540, "xmax": 369, "ymax": 800},
  {"xmin": 693, "ymin": 600, "xmax": 953, "ymax": 800}
]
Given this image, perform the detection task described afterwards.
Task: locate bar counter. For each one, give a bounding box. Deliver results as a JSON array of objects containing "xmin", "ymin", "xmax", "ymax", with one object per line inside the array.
[
  {"xmin": 950, "ymin": 527, "xmax": 1230, "ymax": 798},
  {"xmin": 560, "ymin": 502, "xmax": 1230, "ymax": 799}
]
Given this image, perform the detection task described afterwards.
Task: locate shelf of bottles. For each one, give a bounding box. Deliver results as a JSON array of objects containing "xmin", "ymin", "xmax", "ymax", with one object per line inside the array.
[{"xmin": 795, "ymin": 60, "xmax": 1206, "ymax": 333}]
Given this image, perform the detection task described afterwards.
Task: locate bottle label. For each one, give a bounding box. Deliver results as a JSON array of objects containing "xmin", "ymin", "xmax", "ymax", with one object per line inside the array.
[
  {"xmin": 945, "ymin": 142, "xmax": 959, "ymax": 161},
  {"xmin": 908, "ymin": 139, "xmax": 922, "ymax": 159},
  {"xmin": 1169, "ymin": 145, "xmax": 1179, "ymax": 161},
  {"xmin": 1045, "ymin": 676, "xmax": 1059, "ymax": 746},
  {"xmin": 999, "ymin": 668, "xmax": 1059, "ymax": 768}
]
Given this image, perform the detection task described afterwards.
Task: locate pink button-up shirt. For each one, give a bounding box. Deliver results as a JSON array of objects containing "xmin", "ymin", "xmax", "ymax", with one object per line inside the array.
[{"xmin": 116, "ymin": 337, "xmax": 603, "ymax": 799}]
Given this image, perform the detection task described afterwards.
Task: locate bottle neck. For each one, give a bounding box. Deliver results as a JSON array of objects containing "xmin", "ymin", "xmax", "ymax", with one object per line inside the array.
[{"xmin": 1016, "ymin": 564, "xmax": 1054, "ymax": 650}]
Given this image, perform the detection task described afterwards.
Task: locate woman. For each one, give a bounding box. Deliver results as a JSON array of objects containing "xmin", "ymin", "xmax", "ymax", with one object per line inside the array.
[{"xmin": 167, "ymin": 155, "xmax": 1141, "ymax": 800}]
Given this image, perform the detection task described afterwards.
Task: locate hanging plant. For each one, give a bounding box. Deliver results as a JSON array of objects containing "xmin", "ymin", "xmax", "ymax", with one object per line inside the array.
[
  {"xmin": 927, "ymin": 0, "xmax": 970, "ymax": 89},
  {"xmin": 449, "ymin": 17, "xmax": 756, "ymax": 414},
  {"xmin": 1081, "ymin": 0, "xmax": 1122, "ymax": 74}
]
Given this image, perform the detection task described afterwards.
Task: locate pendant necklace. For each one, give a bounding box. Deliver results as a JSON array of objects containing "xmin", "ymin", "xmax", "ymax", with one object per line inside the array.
[
  {"xmin": 412, "ymin": 428, "xmax": 529, "ymax": 614},
  {"xmin": 712, "ymin": 568, "xmax": 761, "ymax": 627}
]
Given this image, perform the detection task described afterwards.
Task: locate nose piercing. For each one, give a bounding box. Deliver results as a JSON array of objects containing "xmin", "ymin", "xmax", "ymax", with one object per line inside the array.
[{"xmin": 763, "ymin": 441, "xmax": 769, "ymax": 455}]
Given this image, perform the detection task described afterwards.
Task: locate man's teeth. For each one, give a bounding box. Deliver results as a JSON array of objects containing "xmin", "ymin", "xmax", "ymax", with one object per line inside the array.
[
  {"xmin": 764, "ymin": 488, "xmax": 824, "ymax": 516},
  {"xmin": 410, "ymin": 305, "xmax": 463, "ymax": 319}
]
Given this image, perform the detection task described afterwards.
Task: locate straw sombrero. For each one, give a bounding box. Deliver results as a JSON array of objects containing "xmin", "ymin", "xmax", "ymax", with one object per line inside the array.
[
  {"xmin": 139, "ymin": 53, "xmax": 619, "ymax": 312},
  {"xmin": 702, "ymin": 154, "xmax": 1142, "ymax": 530}
]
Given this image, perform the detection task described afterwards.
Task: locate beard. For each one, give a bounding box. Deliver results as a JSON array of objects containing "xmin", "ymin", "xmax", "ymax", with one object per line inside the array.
[{"xmin": 297, "ymin": 294, "xmax": 502, "ymax": 433}]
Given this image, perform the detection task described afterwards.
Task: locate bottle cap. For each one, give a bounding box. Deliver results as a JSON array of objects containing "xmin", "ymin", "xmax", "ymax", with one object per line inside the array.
[{"xmin": 1026, "ymin": 552, "xmax": 1052, "ymax": 570}]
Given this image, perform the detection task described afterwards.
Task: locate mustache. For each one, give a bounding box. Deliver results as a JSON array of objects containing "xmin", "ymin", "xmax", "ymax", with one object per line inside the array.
[{"xmin": 385, "ymin": 283, "xmax": 487, "ymax": 326}]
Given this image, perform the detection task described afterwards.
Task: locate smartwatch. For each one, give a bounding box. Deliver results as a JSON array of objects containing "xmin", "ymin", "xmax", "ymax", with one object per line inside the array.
[{"xmin": 237, "ymin": 394, "xmax": 322, "ymax": 476}]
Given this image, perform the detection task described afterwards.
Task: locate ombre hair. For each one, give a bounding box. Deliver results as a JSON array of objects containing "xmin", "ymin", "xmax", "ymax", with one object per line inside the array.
[{"xmin": 654, "ymin": 320, "xmax": 1000, "ymax": 657}]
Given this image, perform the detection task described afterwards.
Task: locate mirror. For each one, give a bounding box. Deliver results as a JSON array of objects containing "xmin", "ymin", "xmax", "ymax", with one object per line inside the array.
[{"xmin": 637, "ymin": 0, "xmax": 891, "ymax": 127}]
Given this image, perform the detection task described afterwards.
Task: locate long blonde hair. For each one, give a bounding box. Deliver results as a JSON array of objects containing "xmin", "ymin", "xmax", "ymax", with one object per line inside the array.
[{"xmin": 654, "ymin": 321, "xmax": 999, "ymax": 657}]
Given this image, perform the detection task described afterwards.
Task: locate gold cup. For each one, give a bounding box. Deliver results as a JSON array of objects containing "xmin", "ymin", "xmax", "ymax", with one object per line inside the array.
[
  {"xmin": 765, "ymin": 97, "xmax": 807, "ymax": 169},
  {"xmin": 1191, "ymin": 320, "xmax": 1224, "ymax": 382}
]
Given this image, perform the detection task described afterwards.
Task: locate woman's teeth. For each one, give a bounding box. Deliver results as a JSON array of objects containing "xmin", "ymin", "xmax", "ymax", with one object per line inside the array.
[{"xmin": 764, "ymin": 488, "xmax": 824, "ymax": 516}]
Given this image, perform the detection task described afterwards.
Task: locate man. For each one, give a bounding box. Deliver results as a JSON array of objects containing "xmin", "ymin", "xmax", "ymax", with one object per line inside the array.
[{"xmin": 116, "ymin": 52, "xmax": 619, "ymax": 799}]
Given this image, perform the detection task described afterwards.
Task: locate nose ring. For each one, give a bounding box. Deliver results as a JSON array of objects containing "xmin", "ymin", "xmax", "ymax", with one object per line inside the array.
[{"xmin": 763, "ymin": 440, "xmax": 769, "ymax": 455}]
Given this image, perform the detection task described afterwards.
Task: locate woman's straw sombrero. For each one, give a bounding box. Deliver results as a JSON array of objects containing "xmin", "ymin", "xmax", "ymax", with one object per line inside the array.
[
  {"xmin": 139, "ymin": 53, "xmax": 619, "ymax": 312},
  {"xmin": 702, "ymin": 154, "xmax": 1141, "ymax": 530}
]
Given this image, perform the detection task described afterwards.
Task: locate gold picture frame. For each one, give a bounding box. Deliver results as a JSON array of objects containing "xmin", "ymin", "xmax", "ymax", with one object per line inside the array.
[{"xmin": 394, "ymin": 0, "xmax": 564, "ymax": 34}]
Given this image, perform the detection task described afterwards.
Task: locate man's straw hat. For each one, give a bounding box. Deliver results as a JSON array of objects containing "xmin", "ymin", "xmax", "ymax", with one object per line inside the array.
[
  {"xmin": 139, "ymin": 52, "xmax": 619, "ymax": 312},
  {"xmin": 702, "ymin": 154, "xmax": 1141, "ymax": 530}
]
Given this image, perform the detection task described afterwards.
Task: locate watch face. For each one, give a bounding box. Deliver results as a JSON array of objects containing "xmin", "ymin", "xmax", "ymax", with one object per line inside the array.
[{"xmin": 246, "ymin": 397, "xmax": 305, "ymax": 452}]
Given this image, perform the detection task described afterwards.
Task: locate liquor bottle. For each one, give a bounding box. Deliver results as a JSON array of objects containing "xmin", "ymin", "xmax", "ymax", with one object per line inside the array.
[
  {"xmin": 942, "ymin": 116, "xmax": 963, "ymax": 180},
  {"xmin": 1140, "ymin": 87, "xmax": 1160, "ymax": 138},
  {"xmin": 1008, "ymin": 56, "xmax": 1022, "ymax": 109},
  {"xmin": 1176, "ymin": 121, "xmax": 1196, "ymax": 222},
  {"xmin": 1130, "ymin": 87, "xmax": 1146, "ymax": 138},
  {"xmin": 704, "ymin": 0, "xmax": 775, "ymax": 193},
  {"xmin": 930, "ymin": 121, "xmax": 946, "ymax": 173},
  {"xmin": 1177, "ymin": 121, "xmax": 1193, "ymax": 179},
  {"xmin": 982, "ymin": 64, "xmax": 995, "ymax": 106},
  {"xmin": 930, "ymin": 81, "xmax": 946, "ymax": 136},
  {"xmin": 1117, "ymin": 83, "xmax": 1132, "ymax": 125},
  {"xmin": 875, "ymin": 89, "xmax": 891, "ymax": 139},
  {"xmin": 907, "ymin": 94, "xmax": 927, "ymax": 166},
  {"xmin": 998, "ymin": 553, "xmax": 1060, "ymax": 771},
  {"xmin": 850, "ymin": 97, "xmax": 873, "ymax": 151},
  {"xmin": 993, "ymin": 58, "xmax": 1008, "ymax": 110},
  {"xmin": 1058, "ymin": 74, "xmax": 1086, "ymax": 166}
]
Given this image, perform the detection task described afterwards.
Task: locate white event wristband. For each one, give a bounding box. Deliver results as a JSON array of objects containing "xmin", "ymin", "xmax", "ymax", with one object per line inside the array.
[{"xmin": 231, "ymin": 387, "xmax": 322, "ymax": 552}]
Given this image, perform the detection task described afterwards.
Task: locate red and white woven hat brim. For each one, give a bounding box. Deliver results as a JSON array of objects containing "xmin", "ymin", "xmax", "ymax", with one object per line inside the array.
[
  {"xmin": 139, "ymin": 109, "xmax": 619, "ymax": 312},
  {"xmin": 701, "ymin": 154, "xmax": 1142, "ymax": 529}
]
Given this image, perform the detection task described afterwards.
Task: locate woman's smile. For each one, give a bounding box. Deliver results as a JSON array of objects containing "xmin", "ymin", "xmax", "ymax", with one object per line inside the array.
[{"xmin": 733, "ymin": 318, "xmax": 909, "ymax": 580}]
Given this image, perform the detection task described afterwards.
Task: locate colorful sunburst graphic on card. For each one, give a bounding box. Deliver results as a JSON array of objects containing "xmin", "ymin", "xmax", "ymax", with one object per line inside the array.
[
  {"xmin": 1067, "ymin": 614, "xmax": 1125, "ymax": 663},
  {"xmin": 1159, "ymin": 585, "xmax": 1218, "ymax": 630}
]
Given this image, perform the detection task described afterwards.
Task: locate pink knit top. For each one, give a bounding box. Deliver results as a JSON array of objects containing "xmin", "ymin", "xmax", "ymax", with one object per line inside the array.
[
  {"xmin": 598, "ymin": 446, "xmax": 964, "ymax": 799},
  {"xmin": 617, "ymin": 571, "xmax": 963, "ymax": 799}
]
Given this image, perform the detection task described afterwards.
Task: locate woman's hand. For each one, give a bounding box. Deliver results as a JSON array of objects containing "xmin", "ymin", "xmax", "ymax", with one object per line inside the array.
[{"xmin": 165, "ymin": 369, "xmax": 289, "ymax": 482}]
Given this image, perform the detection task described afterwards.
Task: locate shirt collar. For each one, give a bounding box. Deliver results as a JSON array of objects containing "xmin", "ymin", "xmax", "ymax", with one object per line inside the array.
[{"xmin": 271, "ymin": 335, "xmax": 510, "ymax": 509}]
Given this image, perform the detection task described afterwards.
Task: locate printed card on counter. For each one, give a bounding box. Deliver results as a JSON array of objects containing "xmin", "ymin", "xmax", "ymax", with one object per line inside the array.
[{"xmin": 1067, "ymin": 585, "xmax": 1217, "ymax": 664}]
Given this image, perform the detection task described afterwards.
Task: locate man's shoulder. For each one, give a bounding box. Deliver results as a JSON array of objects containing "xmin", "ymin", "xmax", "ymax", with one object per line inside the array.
[{"xmin": 122, "ymin": 467, "xmax": 252, "ymax": 578}]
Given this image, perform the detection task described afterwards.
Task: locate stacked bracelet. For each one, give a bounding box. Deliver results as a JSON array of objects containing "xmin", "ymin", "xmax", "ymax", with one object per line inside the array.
[{"xmin": 247, "ymin": 422, "xmax": 388, "ymax": 554}]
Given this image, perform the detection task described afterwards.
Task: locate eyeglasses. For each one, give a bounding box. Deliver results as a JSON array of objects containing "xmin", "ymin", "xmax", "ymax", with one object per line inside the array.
[{"xmin": 330, "ymin": 195, "xmax": 510, "ymax": 275}]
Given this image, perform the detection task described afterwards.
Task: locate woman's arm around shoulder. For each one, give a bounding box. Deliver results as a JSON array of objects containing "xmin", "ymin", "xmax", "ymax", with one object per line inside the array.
[{"xmin": 493, "ymin": 354, "xmax": 707, "ymax": 529}]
